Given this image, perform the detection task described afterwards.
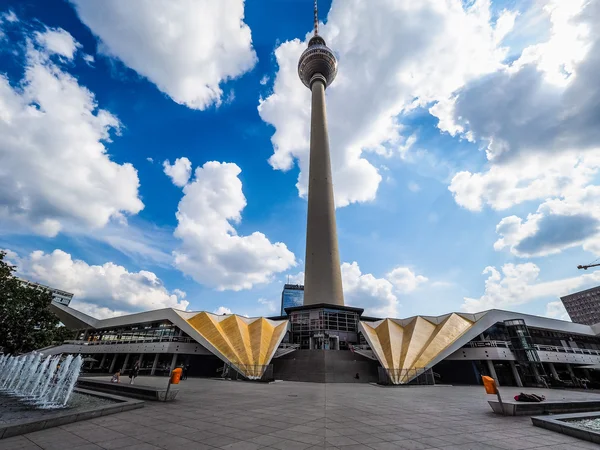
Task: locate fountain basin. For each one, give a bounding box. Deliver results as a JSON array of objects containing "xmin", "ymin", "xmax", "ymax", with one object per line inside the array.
[
  {"xmin": 0, "ymin": 388, "xmax": 144, "ymax": 439},
  {"xmin": 532, "ymin": 411, "xmax": 600, "ymax": 444}
]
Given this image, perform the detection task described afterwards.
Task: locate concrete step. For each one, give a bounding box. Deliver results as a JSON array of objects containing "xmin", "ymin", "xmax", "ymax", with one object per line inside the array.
[{"xmin": 272, "ymin": 350, "xmax": 380, "ymax": 383}]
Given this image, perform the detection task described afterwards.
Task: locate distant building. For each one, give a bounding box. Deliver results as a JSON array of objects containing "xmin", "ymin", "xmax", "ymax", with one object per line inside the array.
[
  {"xmin": 17, "ymin": 278, "xmax": 74, "ymax": 306},
  {"xmin": 561, "ymin": 285, "xmax": 600, "ymax": 325},
  {"xmin": 281, "ymin": 284, "xmax": 304, "ymax": 315}
]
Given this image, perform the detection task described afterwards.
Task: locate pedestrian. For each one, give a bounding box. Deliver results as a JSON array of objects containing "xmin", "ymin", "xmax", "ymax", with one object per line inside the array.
[
  {"xmin": 182, "ymin": 364, "xmax": 189, "ymax": 380},
  {"xmin": 111, "ymin": 370, "xmax": 120, "ymax": 383},
  {"xmin": 129, "ymin": 361, "xmax": 140, "ymax": 385}
]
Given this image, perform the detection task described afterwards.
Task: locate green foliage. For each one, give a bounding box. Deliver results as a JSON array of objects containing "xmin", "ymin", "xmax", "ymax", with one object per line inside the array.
[{"xmin": 0, "ymin": 251, "xmax": 68, "ymax": 354}]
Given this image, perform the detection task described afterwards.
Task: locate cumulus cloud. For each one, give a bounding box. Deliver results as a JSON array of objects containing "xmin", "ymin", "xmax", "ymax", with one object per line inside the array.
[
  {"xmin": 342, "ymin": 262, "xmax": 398, "ymax": 318},
  {"xmin": 493, "ymin": 182, "xmax": 600, "ymax": 257},
  {"xmin": 70, "ymin": 0, "xmax": 257, "ymax": 110},
  {"xmin": 172, "ymin": 160, "xmax": 296, "ymax": 291},
  {"xmin": 163, "ymin": 157, "xmax": 192, "ymax": 187},
  {"xmin": 11, "ymin": 249, "xmax": 188, "ymax": 318},
  {"xmin": 285, "ymin": 262, "xmax": 427, "ymax": 318},
  {"xmin": 0, "ymin": 27, "xmax": 143, "ymax": 237},
  {"xmin": 258, "ymin": 0, "xmax": 512, "ymax": 207},
  {"xmin": 462, "ymin": 262, "xmax": 600, "ymax": 313},
  {"xmin": 430, "ymin": 1, "xmax": 600, "ymax": 261},
  {"xmin": 437, "ymin": 1, "xmax": 600, "ymax": 221},
  {"xmin": 386, "ymin": 267, "xmax": 428, "ymax": 293},
  {"xmin": 214, "ymin": 306, "xmax": 232, "ymax": 315},
  {"xmin": 546, "ymin": 301, "xmax": 570, "ymax": 321},
  {"xmin": 257, "ymin": 298, "xmax": 277, "ymax": 313},
  {"xmin": 34, "ymin": 27, "xmax": 81, "ymax": 59}
]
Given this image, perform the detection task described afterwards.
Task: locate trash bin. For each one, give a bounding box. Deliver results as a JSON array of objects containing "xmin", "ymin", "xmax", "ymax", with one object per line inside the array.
[
  {"xmin": 482, "ymin": 375, "xmax": 497, "ymax": 394},
  {"xmin": 170, "ymin": 367, "xmax": 183, "ymax": 384}
]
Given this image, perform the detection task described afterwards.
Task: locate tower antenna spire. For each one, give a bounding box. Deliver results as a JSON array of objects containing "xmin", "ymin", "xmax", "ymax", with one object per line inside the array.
[{"xmin": 314, "ymin": 0, "xmax": 318, "ymax": 35}]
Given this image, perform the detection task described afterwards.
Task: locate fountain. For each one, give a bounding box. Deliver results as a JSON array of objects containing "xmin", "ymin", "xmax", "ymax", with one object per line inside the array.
[{"xmin": 0, "ymin": 353, "xmax": 83, "ymax": 409}]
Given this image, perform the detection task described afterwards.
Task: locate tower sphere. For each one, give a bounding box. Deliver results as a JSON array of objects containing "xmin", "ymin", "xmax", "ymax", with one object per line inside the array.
[{"xmin": 298, "ymin": 35, "xmax": 338, "ymax": 89}]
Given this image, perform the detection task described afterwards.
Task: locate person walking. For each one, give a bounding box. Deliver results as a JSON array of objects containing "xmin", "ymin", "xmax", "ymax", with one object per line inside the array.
[
  {"xmin": 182, "ymin": 363, "xmax": 189, "ymax": 380},
  {"xmin": 129, "ymin": 361, "xmax": 140, "ymax": 385}
]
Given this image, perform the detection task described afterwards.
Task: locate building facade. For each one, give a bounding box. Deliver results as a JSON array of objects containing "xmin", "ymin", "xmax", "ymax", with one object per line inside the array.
[
  {"xmin": 561, "ymin": 285, "xmax": 600, "ymax": 325},
  {"xmin": 18, "ymin": 278, "xmax": 73, "ymax": 306},
  {"xmin": 280, "ymin": 284, "xmax": 304, "ymax": 315},
  {"xmin": 43, "ymin": 300, "xmax": 600, "ymax": 387}
]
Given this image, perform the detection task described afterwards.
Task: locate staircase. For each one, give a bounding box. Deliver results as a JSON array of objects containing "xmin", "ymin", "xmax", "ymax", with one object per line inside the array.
[
  {"xmin": 273, "ymin": 343, "xmax": 299, "ymax": 359},
  {"xmin": 272, "ymin": 349, "xmax": 380, "ymax": 383}
]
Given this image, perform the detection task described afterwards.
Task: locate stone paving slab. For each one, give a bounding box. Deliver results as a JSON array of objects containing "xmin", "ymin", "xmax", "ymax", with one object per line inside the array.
[{"xmin": 3, "ymin": 377, "xmax": 600, "ymax": 449}]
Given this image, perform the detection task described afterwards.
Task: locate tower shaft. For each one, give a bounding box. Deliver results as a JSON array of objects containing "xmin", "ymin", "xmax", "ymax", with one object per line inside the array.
[{"xmin": 303, "ymin": 78, "xmax": 344, "ymax": 307}]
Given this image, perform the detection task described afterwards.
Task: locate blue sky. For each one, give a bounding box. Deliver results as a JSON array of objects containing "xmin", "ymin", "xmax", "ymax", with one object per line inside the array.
[{"xmin": 1, "ymin": 0, "xmax": 600, "ymax": 321}]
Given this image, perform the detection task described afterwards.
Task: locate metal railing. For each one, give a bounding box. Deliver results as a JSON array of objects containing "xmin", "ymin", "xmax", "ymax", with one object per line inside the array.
[
  {"xmin": 466, "ymin": 340, "xmax": 510, "ymax": 348},
  {"xmin": 350, "ymin": 344, "xmax": 372, "ymax": 351},
  {"xmin": 61, "ymin": 336, "xmax": 194, "ymax": 346},
  {"xmin": 222, "ymin": 364, "xmax": 274, "ymax": 382},
  {"xmin": 465, "ymin": 340, "xmax": 600, "ymax": 356},
  {"xmin": 534, "ymin": 344, "xmax": 600, "ymax": 356},
  {"xmin": 278, "ymin": 343, "xmax": 300, "ymax": 349},
  {"xmin": 378, "ymin": 367, "xmax": 435, "ymax": 385}
]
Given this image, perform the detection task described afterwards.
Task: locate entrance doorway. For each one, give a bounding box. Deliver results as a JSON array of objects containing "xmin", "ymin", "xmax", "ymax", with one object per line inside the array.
[{"xmin": 311, "ymin": 335, "xmax": 339, "ymax": 350}]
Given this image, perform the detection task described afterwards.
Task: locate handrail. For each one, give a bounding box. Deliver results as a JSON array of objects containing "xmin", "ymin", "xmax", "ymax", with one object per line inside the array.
[
  {"xmin": 464, "ymin": 340, "xmax": 600, "ymax": 356},
  {"xmin": 61, "ymin": 336, "xmax": 195, "ymax": 346}
]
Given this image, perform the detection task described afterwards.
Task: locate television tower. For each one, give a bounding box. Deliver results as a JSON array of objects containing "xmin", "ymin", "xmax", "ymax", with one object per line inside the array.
[{"xmin": 298, "ymin": 0, "xmax": 344, "ymax": 307}]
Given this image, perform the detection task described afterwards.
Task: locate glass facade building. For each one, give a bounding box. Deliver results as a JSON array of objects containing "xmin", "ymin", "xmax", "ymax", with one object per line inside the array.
[
  {"xmin": 288, "ymin": 306, "xmax": 362, "ymax": 350},
  {"xmin": 281, "ymin": 284, "xmax": 305, "ymax": 315}
]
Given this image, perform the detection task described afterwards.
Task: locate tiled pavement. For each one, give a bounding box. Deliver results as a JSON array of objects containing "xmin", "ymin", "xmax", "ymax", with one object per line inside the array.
[{"xmin": 2, "ymin": 377, "xmax": 600, "ymax": 450}]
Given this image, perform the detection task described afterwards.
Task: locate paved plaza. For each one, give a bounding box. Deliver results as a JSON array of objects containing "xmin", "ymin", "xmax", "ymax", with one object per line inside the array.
[{"xmin": 2, "ymin": 377, "xmax": 600, "ymax": 450}]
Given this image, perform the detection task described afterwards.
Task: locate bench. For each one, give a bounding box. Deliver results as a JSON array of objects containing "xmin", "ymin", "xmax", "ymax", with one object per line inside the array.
[
  {"xmin": 77, "ymin": 379, "xmax": 179, "ymax": 402},
  {"xmin": 489, "ymin": 399, "xmax": 600, "ymax": 416}
]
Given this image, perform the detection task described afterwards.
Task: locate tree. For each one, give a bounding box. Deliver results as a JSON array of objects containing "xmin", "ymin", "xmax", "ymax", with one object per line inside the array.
[{"xmin": 0, "ymin": 251, "xmax": 66, "ymax": 354}]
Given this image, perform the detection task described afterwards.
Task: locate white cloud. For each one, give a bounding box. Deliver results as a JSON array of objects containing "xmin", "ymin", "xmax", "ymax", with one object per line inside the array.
[
  {"xmin": 407, "ymin": 182, "xmax": 421, "ymax": 193},
  {"xmin": 146, "ymin": 157, "xmax": 154, "ymax": 163},
  {"xmin": 3, "ymin": 10, "xmax": 17, "ymax": 23},
  {"xmin": 0, "ymin": 10, "xmax": 18, "ymax": 38},
  {"xmin": 172, "ymin": 160, "xmax": 296, "ymax": 291},
  {"xmin": 259, "ymin": 75, "xmax": 269, "ymax": 86},
  {"xmin": 436, "ymin": 1, "xmax": 600, "ymax": 221},
  {"xmin": 286, "ymin": 263, "xmax": 428, "ymax": 317},
  {"xmin": 12, "ymin": 249, "xmax": 188, "ymax": 318},
  {"xmin": 258, "ymin": 0, "xmax": 512, "ymax": 207},
  {"xmin": 214, "ymin": 306, "xmax": 232, "ymax": 315},
  {"xmin": 546, "ymin": 301, "xmax": 570, "ymax": 321},
  {"xmin": 70, "ymin": 0, "xmax": 257, "ymax": 110},
  {"xmin": 286, "ymin": 272, "xmax": 305, "ymax": 286},
  {"xmin": 341, "ymin": 262, "xmax": 398, "ymax": 318},
  {"xmin": 34, "ymin": 27, "xmax": 80, "ymax": 59},
  {"xmin": 0, "ymin": 28, "xmax": 143, "ymax": 237},
  {"xmin": 386, "ymin": 267, "xmax": 428, "ymax": 293},
  {"xmin": 82, "ymin": 53, "xmax": 94, "ymax": 65},
  {"xmin": 257, "ymin": 298, "xmax": 277, "ymax": 313},
  {"xmin": 494, "ymin": 182, "xmax": 600, "ymax": 257},
  {"xmin": 447, "ymin": 152, "xmax": 600, "ymax": 212},
  {"xmin": 462, "ymin": 262, "xmax": 600, "ymax": 313},
  {"xmin": 163, "ymin": 157, "xmax": 192, "ymax": 187}
]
